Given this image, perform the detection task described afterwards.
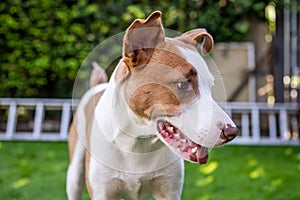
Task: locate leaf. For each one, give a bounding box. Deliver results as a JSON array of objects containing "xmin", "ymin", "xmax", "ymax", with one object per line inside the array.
[
  {"xmin": 127, "ymin": 5, "xmax": 145, "ymax": 19},
  {"xmin": 234, "ymin": 20, "xmax": 250, "ymax": 34}
]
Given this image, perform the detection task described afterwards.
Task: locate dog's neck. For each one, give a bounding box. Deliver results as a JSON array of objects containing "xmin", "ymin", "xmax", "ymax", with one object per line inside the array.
[{"xmin": 94, "ymin": 60, "xmax": 163, "ymax": 153}]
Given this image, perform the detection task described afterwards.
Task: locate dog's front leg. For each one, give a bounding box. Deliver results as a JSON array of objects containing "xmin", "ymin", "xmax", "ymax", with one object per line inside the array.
[
  {"xmin": 66, "ymin": 138, "xmax": 86, "ymax": 200},
  {"xmin": 151, "ymin": 159, "xmax": 184, "ymax": 200},
  {"xmin": 87, "ymin": 156, "xmax": 127, "ymax": 200},
  {"xmin": 151, "ymin": 176, "xmax": 183, "ymax": 200}
]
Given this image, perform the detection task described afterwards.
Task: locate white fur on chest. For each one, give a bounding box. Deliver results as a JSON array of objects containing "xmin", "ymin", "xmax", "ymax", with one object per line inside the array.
[
  {"xmin": 89, "ymin": 154, "xmax": 184, "ymax": 199},
  {"xmin": 86, "ymin": 67, "xmax": 184, "ymax": 198},
  {"xmin": 88, "ymin": 68, "xmax": 181, "ymax": 172}
]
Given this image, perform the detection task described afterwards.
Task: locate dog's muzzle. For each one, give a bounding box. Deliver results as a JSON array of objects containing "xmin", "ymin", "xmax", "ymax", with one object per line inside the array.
[{"xmin": 156, "ymin": 120, "xmax": 238, "ymax": 165}]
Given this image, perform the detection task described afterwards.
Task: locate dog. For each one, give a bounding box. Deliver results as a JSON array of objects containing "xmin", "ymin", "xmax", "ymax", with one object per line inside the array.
[{"xmin": 66, "ymin": 11, "xmax": 238, "ymax": 200}]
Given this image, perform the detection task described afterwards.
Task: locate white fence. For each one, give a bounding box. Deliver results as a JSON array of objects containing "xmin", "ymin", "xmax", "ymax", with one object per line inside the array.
[
  {"xmin": 0, "ymin": 98, "xmax": 79, "ymax": 141},
  {"xmin": 222, "ymin": 102, "xmax": 299, "ymax": 145},
  {"xmin": 0, "ymin": 98, "xmax": 299, "ymax": 145}
]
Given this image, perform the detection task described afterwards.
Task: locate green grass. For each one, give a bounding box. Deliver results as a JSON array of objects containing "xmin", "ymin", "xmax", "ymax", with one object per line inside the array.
[
  {"xmin": 183, "ymin": 145, "xmax": 300, "ymax": 200},
  {"xmin": 0, "ymin": 141, "xmax": 299, "ymax": 200}
]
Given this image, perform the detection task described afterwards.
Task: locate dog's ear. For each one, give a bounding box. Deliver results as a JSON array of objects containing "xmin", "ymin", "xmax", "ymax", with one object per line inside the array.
[
  {"xmin": 123, "ymin": 11, "xmax": 165, "ymax": 68},
  {"xmin": 177, "ymin": 29, "xmax": 214, "ymax": 55}
]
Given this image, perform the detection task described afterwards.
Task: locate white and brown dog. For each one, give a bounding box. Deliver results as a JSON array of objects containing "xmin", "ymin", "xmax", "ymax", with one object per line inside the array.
[{"xmin": 67, "ymin": 11, "xmax": 238, "ymax": 200}]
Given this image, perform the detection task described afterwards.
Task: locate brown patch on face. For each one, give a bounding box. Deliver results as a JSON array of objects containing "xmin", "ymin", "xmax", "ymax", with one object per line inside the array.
[
  {"xmin": 123, "ymin": 41, "xmax": 200, "ymax": 119},
  {"xmin": 128, "ymin": 83, "xmax": 181, "ymax": 119},
  {"xmin": 114, "ymin": 61, "xmax": 130, "ymax": 84}
]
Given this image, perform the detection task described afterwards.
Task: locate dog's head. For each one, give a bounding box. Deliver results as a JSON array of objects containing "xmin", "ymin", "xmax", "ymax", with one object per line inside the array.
[{"xmin": 114, "ymin": 11, "xmax": 238, "ymax": 164}]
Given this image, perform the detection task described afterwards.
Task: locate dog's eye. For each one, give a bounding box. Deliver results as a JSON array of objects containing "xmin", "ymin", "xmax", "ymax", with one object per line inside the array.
[{"xmin": 177, "ymin": 80, "xmax": 191, "ymax": 90}]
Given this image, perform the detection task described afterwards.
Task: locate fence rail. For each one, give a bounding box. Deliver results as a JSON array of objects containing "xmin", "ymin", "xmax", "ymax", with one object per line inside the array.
[
  {"xmin": 0, "ymin": 98, "xmax": 299, "ymax": 145},
  {"xmin": 0, "ymin": 98, "xmax": 79, "ymax": 141},
  {"xmin": 221, "ymin": 102, "xmax": 299, "ymax": 145}
]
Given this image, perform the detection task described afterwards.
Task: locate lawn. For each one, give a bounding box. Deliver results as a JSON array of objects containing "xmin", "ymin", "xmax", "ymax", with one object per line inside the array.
[{"xmin": 0, "ymin": 141, "xmax": 299, "ymax": 200}]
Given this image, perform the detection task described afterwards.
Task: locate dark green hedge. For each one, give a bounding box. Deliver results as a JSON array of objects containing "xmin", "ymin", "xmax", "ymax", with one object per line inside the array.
[{"xmin": 0, "ymin": 0, "xmax": 280, "ymax": 97}]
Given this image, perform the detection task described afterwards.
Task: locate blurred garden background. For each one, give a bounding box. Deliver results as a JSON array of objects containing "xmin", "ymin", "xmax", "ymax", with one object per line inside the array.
[
  {"xmin": 0, "ymin": 0, "xmax": 300, "ymax": 199},
  {"xmin": 1, "ymin": 0, "xmax": 290, "ymax": 98}
]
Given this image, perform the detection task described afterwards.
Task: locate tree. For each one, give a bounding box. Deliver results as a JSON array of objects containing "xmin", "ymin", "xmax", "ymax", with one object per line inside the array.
[{"xmin": 0, "ymin": 0, "xmax": 281, "ymax": 97}]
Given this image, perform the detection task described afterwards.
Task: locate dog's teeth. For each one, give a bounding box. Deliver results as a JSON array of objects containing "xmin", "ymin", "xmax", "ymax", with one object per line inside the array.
[
  {"xmin": 179, "ymin": 144, "xmax": 189, "ymax": 152},
  {"xmin": 174, "ymin": 133, "xmax": 180, "ymax": 139},
  {"xmin": 166, "ymin": 126, "xmax": 174, "ymax": 133},
  {"xmin": 191, "ymin": 147, "xmax": 198, "ymax": 153},
  {"xmin": 161, "ymin": 130, "xmax": 168, "ymax": 138},
  {"xmin": 181, "ymin": 139, "xmax": 187, "ymax": 143},
  {"xmin": 188, "ymin": 140, "xmax": 197, "ymax": 148},
  {"xmin": 158, "ymin": 123, "xmax": 164, "ymax": 130}
]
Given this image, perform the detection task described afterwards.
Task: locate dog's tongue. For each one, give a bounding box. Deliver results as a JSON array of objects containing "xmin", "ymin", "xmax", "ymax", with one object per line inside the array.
[{"xmin": 196, "ymin": 146, "xmax": 209, "ymax": 164}]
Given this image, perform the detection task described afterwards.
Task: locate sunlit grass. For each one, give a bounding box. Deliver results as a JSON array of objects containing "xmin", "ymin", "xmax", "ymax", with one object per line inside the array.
[
  {"xmin": 183, "ymin": 145, "xmax": 300, "ymax": 200},
  {"xmin": 0, "ymin": 142, "xmax": 299, "ymax": 200},
  {"xmin": 0, "ymin": 141, "xmax": 69, "ymax": 200}
]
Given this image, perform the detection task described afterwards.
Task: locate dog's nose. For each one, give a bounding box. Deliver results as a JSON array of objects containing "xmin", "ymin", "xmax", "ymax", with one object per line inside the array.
[{"xmin": 220, "ymin": 124, "xmax": 239, "ymax": 141}]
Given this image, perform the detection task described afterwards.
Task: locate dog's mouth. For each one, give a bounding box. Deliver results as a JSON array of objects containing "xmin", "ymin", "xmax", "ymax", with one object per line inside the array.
[{"xmin": 157, "ymin": 120, "xmax": 208, "ymax": 165}]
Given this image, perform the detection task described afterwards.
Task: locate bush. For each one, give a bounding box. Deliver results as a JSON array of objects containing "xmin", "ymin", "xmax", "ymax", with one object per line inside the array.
[{"xmin": 0, "ymin": 0, "xmax": 280, "ymax": 97}]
